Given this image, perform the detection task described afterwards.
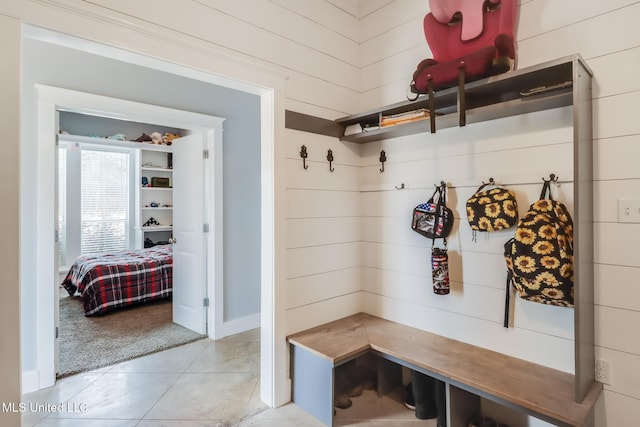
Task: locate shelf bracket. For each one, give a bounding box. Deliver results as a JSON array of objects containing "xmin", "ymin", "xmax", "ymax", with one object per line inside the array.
[
  {"xmin": 428, "ymin": 79, "xmax": 436, "ymax": 134},
  {"xmin": 458, "ymin": 63, "xmax": 467, "ymax": 127}
]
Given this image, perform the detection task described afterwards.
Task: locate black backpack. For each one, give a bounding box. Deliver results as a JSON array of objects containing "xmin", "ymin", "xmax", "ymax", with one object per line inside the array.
[{"xmin": 503, "ymin": 178, "xmax": 574, "ymax": 327}]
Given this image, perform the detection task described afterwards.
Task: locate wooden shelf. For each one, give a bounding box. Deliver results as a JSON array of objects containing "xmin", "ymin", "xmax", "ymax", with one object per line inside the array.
[
  {"xmin": 331, "ymin": 54, "xmax": 597, "ymax": 409},
  {"xmin": 336, "ymin": 54, "xmax": 585, "ymax": 143}
]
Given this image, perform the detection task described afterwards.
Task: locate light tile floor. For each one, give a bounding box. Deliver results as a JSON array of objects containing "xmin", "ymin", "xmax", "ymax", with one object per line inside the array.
[{"xmin": 22, "ymin": 328, "xmax": 432, "ymax": 427}]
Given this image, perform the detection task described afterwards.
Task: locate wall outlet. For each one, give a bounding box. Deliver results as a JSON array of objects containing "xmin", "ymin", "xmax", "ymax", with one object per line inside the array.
[{"xmin": 595, "ymin": 359, "xmax": 612, "ymax": 385}]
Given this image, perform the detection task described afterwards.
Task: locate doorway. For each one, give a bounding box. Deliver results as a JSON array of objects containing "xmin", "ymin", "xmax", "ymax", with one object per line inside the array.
[
  {"xmin": 54, "ymin": 110, "xmax": 216, "ymax": 376},
  {"xmin": 40, "ymin": 85, "xmax": 225, "ymax": 382},
  {"xmin": 21, "ymin": 25, "xmax": 283, "ymax": 407}
]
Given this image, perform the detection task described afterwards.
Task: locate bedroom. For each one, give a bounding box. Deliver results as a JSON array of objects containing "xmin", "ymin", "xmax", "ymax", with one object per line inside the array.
[
  {"xmin": 19, "ymin": 30, "xmax": 265, "ymax": 391},
  {"xmin": 55, "ymin": 111, "xmax": 203, "ymax": 376}
]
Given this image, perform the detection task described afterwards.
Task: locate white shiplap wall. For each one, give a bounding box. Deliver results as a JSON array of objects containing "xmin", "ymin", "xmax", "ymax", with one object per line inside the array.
[
  {"xmin": 284, "ymin": 130, "xmax": 363, "ymax": 331},
  {"xmin": 360, "ymin": 1, "xmax": 640, "ymax": 425},
  {"xmin": 4, "ymin": 0, "xmax": 637, "ymax": 423}
]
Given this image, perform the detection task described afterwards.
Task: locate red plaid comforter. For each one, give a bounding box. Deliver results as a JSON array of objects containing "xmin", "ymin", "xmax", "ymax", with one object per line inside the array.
[{"xmin": 61, "ymin": 245, "xmax": 173, "ymax": 316}]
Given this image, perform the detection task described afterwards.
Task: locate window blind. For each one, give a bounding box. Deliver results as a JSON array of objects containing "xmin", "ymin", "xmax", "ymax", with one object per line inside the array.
[{"xmin": 80, "ymin": 149, "xmax": 130, "ymax": 254}]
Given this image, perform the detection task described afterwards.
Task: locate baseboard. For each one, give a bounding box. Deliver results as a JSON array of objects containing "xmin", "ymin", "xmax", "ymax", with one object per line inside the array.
[
  {"xmin": 22, "ymin": 370, "xmax": 39, "ymax": 394},
  {"xmin": 220, "ymin": 312, "xmax": 260, "ymax": 338}
]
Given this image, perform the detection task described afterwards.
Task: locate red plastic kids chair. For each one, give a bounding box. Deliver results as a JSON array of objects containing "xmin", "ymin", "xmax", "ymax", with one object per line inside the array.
[{"xmin": 409, "ymin": 0, "xmax": 518, "ymax": 132}]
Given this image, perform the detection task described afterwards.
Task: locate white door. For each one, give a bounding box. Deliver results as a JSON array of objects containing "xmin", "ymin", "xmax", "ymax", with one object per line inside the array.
[{"xmin": 171, "ymin": 133, "xmax": 207, "ymax": 334}]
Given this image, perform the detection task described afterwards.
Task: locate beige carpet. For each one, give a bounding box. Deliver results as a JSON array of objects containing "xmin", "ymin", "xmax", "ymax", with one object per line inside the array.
[{"xmin": 58, "ymin": 294, "xmax": 206, "ymax": 377}]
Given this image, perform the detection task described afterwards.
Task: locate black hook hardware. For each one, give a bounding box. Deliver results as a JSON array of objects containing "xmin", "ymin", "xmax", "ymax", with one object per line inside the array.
[
  {"xmin": 327, "ymin": 149, "xmax": 335, "ymax": 172},
  {"xmin": 395, "ymin": 183, "xmax": 405, "ymax": 190},
  {"xmin": 379, "ymin": 150, "xmax": 387, "ymax": 173},
  {"xmin": 300, "ymin": 145, "xmax": 308, "ymax": 170},
  {"xmin": 542, "ymin": 173, "xmax": 559, "ymax": 183},
  {"xmin": 482, "ymin": 177, "xmax": 495, "ymax": 186}
]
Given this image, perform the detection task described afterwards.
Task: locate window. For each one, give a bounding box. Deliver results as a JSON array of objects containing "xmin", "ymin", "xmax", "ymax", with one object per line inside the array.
[
  {"xmin": 80, "ymin": 149, "xmax": 130, "ymax": 254},
  {"xmin": 58, "ymin": 142, "xmax": 133, "ymax": 268}
]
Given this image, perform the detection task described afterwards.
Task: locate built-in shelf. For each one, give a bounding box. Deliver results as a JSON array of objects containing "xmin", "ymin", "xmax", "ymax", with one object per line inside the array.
[
  {"xmin": 141, "ymin": 226, "xmax": 172, "ymax": 232},
  {"xmin": 336, "ymin": 55, "xmax": 582, "ymax": 144},
  {"xmin": 333, "ymin": 54, "xmax": 596, "ymax": 407},
  {"xmin": 142, "ymin": 166, "xmax": 173, "ymax": 172}
]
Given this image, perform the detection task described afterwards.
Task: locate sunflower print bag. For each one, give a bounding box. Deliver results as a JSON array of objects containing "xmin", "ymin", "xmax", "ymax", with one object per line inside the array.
[
  {"xmin": 466, "ymin": 181, "xmax": 518, "ymax": 238},
  {"xmin": 503, "ymin": 179, "xmax": 574, "ymax": 319}
]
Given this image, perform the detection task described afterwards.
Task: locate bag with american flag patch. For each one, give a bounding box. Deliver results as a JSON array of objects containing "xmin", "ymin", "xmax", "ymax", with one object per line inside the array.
[
  {"xmin": 411, "ymin": 182, "xmax": 453, "ymax": 241},
  {"xmin": 502, "ymin": 178, "xmax": 574, "ymax": 327}
]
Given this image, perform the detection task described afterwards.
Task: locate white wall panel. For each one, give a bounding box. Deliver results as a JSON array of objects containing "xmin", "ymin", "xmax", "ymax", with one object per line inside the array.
[
  {"xmin": 595, "ymin": 264, "xmax": 640, "ymax": 311},
  {"xmin": 596, "ymin": 305, "xmax": 640, "ymax": 355},
  {"xmin": 517, "ymin": 0, "xmax": 638, "ymax": 41},
  {"xmin": 286, "ymin": 242, "xmax": 360, "ymax": 279},
  {"xmin": 360, "ymin": 16, "xmax": 425, "ymax": 67},
  {"xmin": 588, "ymin": 47, "xmax": 640, "ymax": 98},
  {"xmin": 193, "ymin": 0, "xmax": 361, "ymax": 65},
  {"xmin": 285, "ymin": 71, "xmax": 361, "ymax": 116},
  {"xmin": 286, "ymin": 267, "xmax": 360, "ymax": 309},
  {"xmin": 595, "ymin": 391, "xmax": 640, "ymax": 427},
  {"xmin": 594, "ymin": 223, "xmax": 640, "ymax": 267},
  {"xmin": 85, "ymin": 0, "xmax": 361, "ymax": 89},
  {"xmin": 594, "ymin": 92, "xmax": 640, "ymax": 140},
  {"xmin": 594, "ymin": 135, "xmax": 640, "ymax": 181},
  {"xmin": 360, "ymin": 0, "xmax": 426, "ymax": 42},
  {"xmin": 286, "ymin": 189, "xmax": 360, "ymax": 218},
  {"xmin": 286, "ymin": 217, "xmax": 360, "ymax": 249},
  {"xmin": 286, "ymin": 291, "xmax": 362, "ymax": 335},
  {"xmin": 271, "ymin": 0, "xmax": 361, "ymax": 42},
  {"xmin": 356, "ymin": 0, "xmax": 396, "ymax": 20},
  {"xmin": 517, "ymin": 4, "xmax": 640, "ymax": 68}
]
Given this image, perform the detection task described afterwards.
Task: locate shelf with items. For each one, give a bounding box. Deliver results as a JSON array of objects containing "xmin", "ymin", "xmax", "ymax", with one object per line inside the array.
[
  {"xmin": 331, "ymin": 54, "xmax": 596, "ymax": 411},
  {"xmin": 336, "ymin": 55, "xmax": 579, "ymax": 144},
  {"xmin": 135, "ymin": 146, "xmax": 174, "ymax": 249}
]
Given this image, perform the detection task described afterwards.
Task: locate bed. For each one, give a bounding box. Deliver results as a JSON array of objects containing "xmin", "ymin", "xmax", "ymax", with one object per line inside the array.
[{"xmin": 61, "ymin": 245, "xmax": 173, "ymax": 316}]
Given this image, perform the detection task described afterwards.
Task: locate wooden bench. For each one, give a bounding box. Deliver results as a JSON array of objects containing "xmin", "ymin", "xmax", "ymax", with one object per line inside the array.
[{"xmin": 287, "ymin": 313, "xmax": 602, "ymax": 427}]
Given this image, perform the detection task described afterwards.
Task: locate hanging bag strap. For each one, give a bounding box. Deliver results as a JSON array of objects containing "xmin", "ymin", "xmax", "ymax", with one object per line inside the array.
[
  {"xmin": 504, "ymin": 270, "xmax": 512, "ymax": 328},
  {"xmin": 431, "ymin": 182, "xmax": 447, "ymax": 248},
  {"xmin": 540, "ymin": 174, "xmax": 556, "ymax": 200}
]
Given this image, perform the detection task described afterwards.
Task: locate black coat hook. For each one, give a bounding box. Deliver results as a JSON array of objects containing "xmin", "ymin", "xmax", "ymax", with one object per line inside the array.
[
  {"xmin": 327, "ymin": 149, "xmax": 335, "ymax": 172},
  {"xmin": 483, "ymin": 177, "xmax": 495, "ymax": 185},
  {"xmin": 379, "ymin": 150, "xmax": 387, "ymax": 172},
  {"xmin": 300, "ymin": 145, "xmax": 308, "ymax": 170}
]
